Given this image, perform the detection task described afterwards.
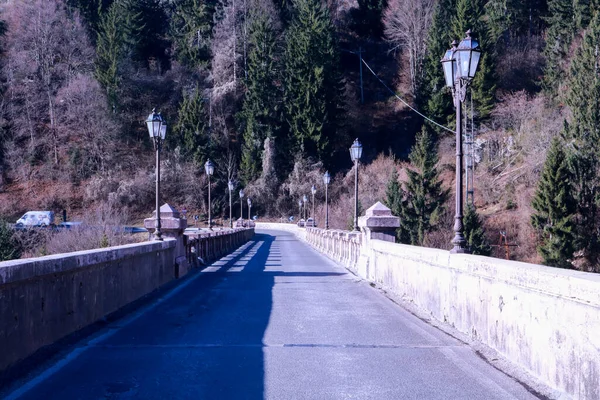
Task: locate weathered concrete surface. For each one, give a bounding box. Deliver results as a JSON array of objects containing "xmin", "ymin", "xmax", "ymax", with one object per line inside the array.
[
  {"xmin": 3, "ymin": 231, "xmax": 537, "ymax": 400},
  {"xmin": 0, "ymin": 240, "xmax": 176, "ymax": 372}
]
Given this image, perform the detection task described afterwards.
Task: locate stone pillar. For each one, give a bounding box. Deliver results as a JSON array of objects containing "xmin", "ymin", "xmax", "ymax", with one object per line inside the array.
[
  {"xmin": 358, "ymin": 202, "xmax": 400, "ymax": 243},
  {"xmin": 144, "ymin": 204, "xmax": 189, "ymax": 278}
]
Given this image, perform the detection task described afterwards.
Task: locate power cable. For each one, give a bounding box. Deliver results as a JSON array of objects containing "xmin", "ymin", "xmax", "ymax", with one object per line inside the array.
[{"xmin": 360, "ymin": 58, "xmax": 455, "ymax": 134}]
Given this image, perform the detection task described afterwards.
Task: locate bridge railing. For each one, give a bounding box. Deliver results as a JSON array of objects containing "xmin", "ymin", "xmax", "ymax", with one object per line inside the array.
[
  {"xmin": 305, "ymin": 228, "xmax": 362, "ymax": 269},
  {"xmin": 0, "ymin": 204, "xmax": 254, "ymax": 376}
]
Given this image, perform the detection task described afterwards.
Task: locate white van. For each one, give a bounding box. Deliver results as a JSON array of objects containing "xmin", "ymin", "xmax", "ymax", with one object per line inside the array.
[{"xmin": 15, "ymin": 211, "xmax": 55, "ymax": 227}]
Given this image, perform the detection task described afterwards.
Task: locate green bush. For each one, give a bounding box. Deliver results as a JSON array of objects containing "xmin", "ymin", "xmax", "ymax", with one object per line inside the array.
[{"xmin": 0, "ymin": 220, "xmax": 22, "ymax": 261}]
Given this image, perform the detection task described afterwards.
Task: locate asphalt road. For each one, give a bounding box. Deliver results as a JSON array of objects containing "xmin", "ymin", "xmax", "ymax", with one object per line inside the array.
[{"xmin": 6, "ymin": 230, "xmax": 537, "ymax": 400}]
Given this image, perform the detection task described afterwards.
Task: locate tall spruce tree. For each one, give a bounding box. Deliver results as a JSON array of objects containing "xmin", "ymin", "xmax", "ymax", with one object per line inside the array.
[
  {"xmin": 565, "ymin": 12, "xmax": 600, "ymax": 264},
  {"xmin": 240, "ymin": 13, "xmax": 281, "ymax": 184},
  {"xmin": 384, "ymin": 167, "xmax": 402, "ymax": 218},
  {"xmin": 452, "ymin": 0, "xmax": 495, "ymax": 120},
  {"xmin": 283, "ymin": 0, "xmax": 343, "ymax": 163},
  {"xmin": 463, "ymin": 205, "xmax": 491, "ymax": 256},
  {"xmin": 174, "ymin": 86, "xmax": 211, "ymax": 165},
  {"xmin": 170, "ymin": 0, "xmax": 214, "ymax": 70},
  {"xmin": 531, "ymin": 137, "xmax": 576, "ymax": 268},
  {"xmin": 398, "ymin": 127, "xmax": 449, "ymax": 245},
  {"xmin": 421, "ymin": 0, "xmax": 455, "ymax": 131},
  {"xmin": 542, "ymin": 0, "xmax": 575, "ymax": 94},
  {"xmin": 95, "ymin": 2, "xmax": 124, "ymax": 111}
]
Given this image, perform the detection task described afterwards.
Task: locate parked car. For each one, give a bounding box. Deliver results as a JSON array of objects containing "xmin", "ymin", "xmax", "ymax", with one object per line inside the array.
[{"xmin": 15, "ymin": 211, "xmax": 55, "ymax": 228}]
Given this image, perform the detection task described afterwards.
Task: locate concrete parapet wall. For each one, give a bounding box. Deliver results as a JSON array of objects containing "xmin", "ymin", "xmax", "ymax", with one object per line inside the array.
[
  {"xmin": 0, "ymin": 240, "xmax": 176, "ymax": 372},
  {"xmin": 261, "ymin": 222, "xmax": 600, "ymax": 399},
  {"xmin": 0, "ymin": 227, "xmax": 255, "ymax": 373}
]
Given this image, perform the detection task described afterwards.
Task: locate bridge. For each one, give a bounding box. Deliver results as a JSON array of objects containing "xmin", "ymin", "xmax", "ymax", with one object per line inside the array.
[{"xmin": 0, "ymin": 203, "xmax": 598, "ymax": 399}]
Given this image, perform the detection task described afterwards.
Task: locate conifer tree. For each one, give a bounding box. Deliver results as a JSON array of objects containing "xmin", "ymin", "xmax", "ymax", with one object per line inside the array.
[
  {"xmin": 67, "ymin": 0, "xmax": 112, "ymax": 35},
  {"xmin": 283, "ymin": 0, "xmax": 343, "ymax": 163},
  {"xmin": 170, "ymin": 0, "xmax": 214, "ymax": 70},
  {"xmin": 351, "ymin": 0, "xmax": 387, "ymax": 38},
  {"xmin": 399, "ymin": 127, "xmax": 448, "ymax": 245},
  {"xmin": 565, "ymin": 12, "xmax": 600, "ymax": 264},
  {"xmin": 452, "ymin": 0, "xmax": 495, "ymax": 120},
  {"xmin": 95, "ymin": 2, "xmax": 124, "ymax": 111},
  {"xmin": 531, "ymin": 137, "xmax": 576, "ymax": 268},
  {"xmin": 463, "ymin": 205, "xmax": 491, "ymax": 256},
  {"xmin": 421, "ymin": 0, "xmax": 455, "ymax": 129},
  {"xmin": 542, "ymin": 0, "xmax": 575, "ymax": 94},
  {"xmin": 384, "ymin": 167, "xmax": 402, "ymax": 218},
  {"xmin": 174, "ymin": 86, "xmax": 210, "ymax": 165},
  {"xmin": 240, "ymin": 13, "xmax": 281, "ymax": 184}
]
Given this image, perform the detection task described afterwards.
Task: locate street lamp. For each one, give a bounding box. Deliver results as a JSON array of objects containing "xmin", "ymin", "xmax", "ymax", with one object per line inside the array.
[
  {"xmin": 311, "ymin": 185, "xmax": 316, "ymax": 221},
  {"xmin": 349, "ymin": 138, "xmax": 363, "ymax": 231},
  {"xmin": 323, "ymin": 171, "xmax": 331, "ymax": 230},
  {"xmin": 228, "ymin": 180, "xmax": 234, "ymax": 228},
  {"xmin": 204, "ymin": 159, "xmax": 214, "ymax": 229},
  {"xmin": 441, "ymin": 29, "xmax": 481, "ymax": 253},
  {"xmin": 146, "ymin": 109, "xmax": 167, "ymax": 241},
  {"xmin": 239, "ymin": 189, "xmax": 245, "ymax": 225},
  {"xmin": 298, "ymin": 199, "xmax": 303, "ymax": 221},
  {"xmin": 247, "ymin": 197, "xmax": 252, "ymax": 222},
  {"xmin": 303, "ymin": 194, "xmax": 308, "ymax": 220}
]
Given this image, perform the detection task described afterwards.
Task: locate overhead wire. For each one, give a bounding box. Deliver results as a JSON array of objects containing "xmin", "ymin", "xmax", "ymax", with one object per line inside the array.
[{"xmin": 359, "ymin": 57, "xmax": 455, "ymax": 134}]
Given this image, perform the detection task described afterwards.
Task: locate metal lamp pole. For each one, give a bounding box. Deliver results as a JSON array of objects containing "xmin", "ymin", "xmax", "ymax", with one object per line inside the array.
[
  {"xmin": 311, "ymin": 185, "xmax": 316, "ymax": 221},
  {"xmin": 349, "ymin": 139, "xmax": 363, "ymax": 231},
  {"xmin": 146, "ymin": 109, "xmax": 167, "ymax": 241},
  {"xmin": 205, "ymin": 159, "xmax": 214, "ymax": 229},
  {"xmin": 303, "ymin": 195, "xmax": 308, "ymax": 220},
  {"xmin": 298, "ymin": 199, "xmax": 302, "ymax": 221},
  {"xmin": 247, "ymin": 198, "xmax": 252, "ymax": 221},
  {"xmin": 441, "ymin": 30, "xmax": 481, "ymax": 253},
  {"xmin": 228, "ymin": 180, "xmax": 234, "ymax": 228},
  {"xmin": 239, "ymin": 189, "xmax": 245, "ymax": 226},
  {"xmin": 323, "ymin": 171, "xmax": 330, "ymax": 230}
]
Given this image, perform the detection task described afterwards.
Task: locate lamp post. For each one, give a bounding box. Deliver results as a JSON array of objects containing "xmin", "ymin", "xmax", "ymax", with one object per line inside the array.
[
  {"xmin": 239, "ymin": 189, "xmax": 245, "ymax": 225},
  {"xmin": 302, "ymin": 195, "xmax": 308, "ymax": 220},
  {"xmin": 441, "ymin": 29, "xmax": 481, "ymax": 254},
  {"xmin": 204, "ymin": 159, "xmax": 214, "ymax": 229},
  {"xmin": 323, "ymin": 171, "xmax": 330, "ymax": 230},
  {"xmin": 349, "ymin": 138, "xmax": 363, "ymax": 231},
  {"xmin": 228, "ymin": 180, "xmax": 234, "ymax": 228},
  {"xmin": 146, "ymin": 109, "xmax": 167, "ymax": 241},
  {"xmin": 247, "ymin": 198, "xmax": 252, "ymax": 222},
  {"xmin": 298, "ymin": 199, "xmax": 303, "ymax": 221},
  {"xmin": 311, "ymin": 185, "xmax": 316, "ymax": 221}
]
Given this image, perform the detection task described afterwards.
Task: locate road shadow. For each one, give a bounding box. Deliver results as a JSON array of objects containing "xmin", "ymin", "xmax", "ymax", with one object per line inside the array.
[{"xmin": 11, "ymin": 232, "xmax": 343, "ymax": 400}]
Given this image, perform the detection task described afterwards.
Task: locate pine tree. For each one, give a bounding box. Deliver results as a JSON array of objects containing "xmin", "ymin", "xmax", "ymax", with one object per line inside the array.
[
  {"xmin": 174, "ymin": 86, "xmax": 210, "ymax": 165},
  {"xmin": 384, "ymin": 167, "xmax": 402, "ymax": 218},
  {"xmin": 283, "ymin": 0, "xmax": 343, "ymax": 162},
  {"xmin": 565, "ymin": 13, "xmax": 600, "ymax": 264},
  {"xmin": 421, "ymin": 0, "xmax": 455, "ymax": 131},
  {"xmin": 531, "ymin": 137, "xmax": 576, "ymax": 268},
  {"xmin": 399, "ymin": 127, "xmax": 449, "ymax": 245},
  {"xmin": 170, "ymin": 0, "xmax": 214, "ymax": 70},
  {"xmin": 452, "ymin": 0, "xmax": 495, "ymax": 120},
  {"xmin": 95, "ymin": 2, "xmax": 124, "ymax": 111},
  {"xmin": 542, "ymin": 0, "xmax": 575, "ymax": 94},
  {"xmin": 240, "ymin": 13, "xmax": 281, "ymax": 184},
  {"xmin": 66, "ymin": 0, "xmax": 112, "ymax": 35},
  {"xmin": 463, "ymin": 205, "xmax": 491, "ymax": 256},
  {"xmin": 0, "ymin": 220, "xmax": 21, "ymax": 261},
  {"xmin": 351, "ymin": 0, "xmax": 387, "ymax": 38}
]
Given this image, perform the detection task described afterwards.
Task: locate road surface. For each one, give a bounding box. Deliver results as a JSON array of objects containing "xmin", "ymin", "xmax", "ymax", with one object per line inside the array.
[{"xmin": 5, "ymin": 230, "xmax": 538, "ymax": 399}]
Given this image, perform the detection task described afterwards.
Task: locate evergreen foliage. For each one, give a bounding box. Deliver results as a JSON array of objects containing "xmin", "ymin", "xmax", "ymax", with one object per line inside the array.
[
  {"xmin": 531, "ymin": 137, "xmax": 576, "ymax": 268},
  {"xmin": 174, "ymin": 86, "xmax": 210, "ymax": 165},
  {"xmin": 398, "ymin": 127, "xmax": 448, "ymax": 245},
  {"xmin": 240, "ymin": 14, "xmax": 281, "ymax": 184},
  {"xmin": 66, "ymin": 0, "xmax": 112, "ymax": 34},
  {"xmin": 283, "ymin": 0, "xmax": 343, "ymax": 163},
  {"xmin": 463, "ymin": 205, "xmax": 491, "ymax": 256},
  {"xmin": 421, "ymin": 0, "xmax": 455, "ymax": 131},
  {"xmin": 452, "ymin": 0, "xmax": 495, "ymax": 120},
  {"xmin": 542, "ymin": 0, "xmax": 575, "ymax": 93},
  {"xmin": 0, "ymin": 220, "xmax": 21, "ymax": 261},
  {"xmin": 384, "ymin": 167, "xmax": 402, "ymax": 218},
  {"xmin": 95, "ymin": 2, "xmax": 124, "ymax": 111},
  {"xmin": 351, "ymin": 0, "xmax": 387, "ymax": 38},
  {"xmin": 170, "ymin": 0, "xmax": 214, "ymax": 70}
]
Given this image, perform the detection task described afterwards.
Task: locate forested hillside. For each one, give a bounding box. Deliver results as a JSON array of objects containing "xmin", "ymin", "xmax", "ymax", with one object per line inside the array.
[{"xmin": 0, "ymin": 0, "xmax": 600, "ymax": 271}]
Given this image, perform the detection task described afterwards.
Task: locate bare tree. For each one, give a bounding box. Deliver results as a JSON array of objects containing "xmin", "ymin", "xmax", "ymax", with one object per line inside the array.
[{"xmin": 383, "ymin": 0, "xmax": 435, "ymax": 99}]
